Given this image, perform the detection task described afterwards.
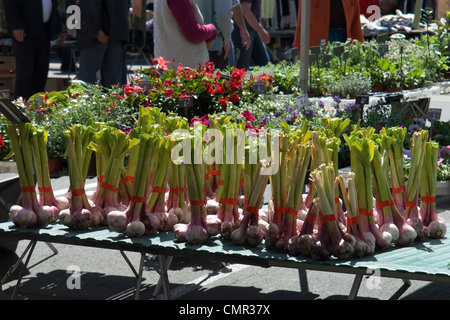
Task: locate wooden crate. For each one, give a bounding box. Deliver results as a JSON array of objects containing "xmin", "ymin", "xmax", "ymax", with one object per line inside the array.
[
  {"xmin": 0, "ymin": 77, "xmax": 15, "ymax": 96},
  {"xmin": 45, "ymin": 77, "xmax": 69, "ymax": 92},
  {"xmin": 0, "ymin": 56, "xmax": 16, "ymax": 77}
]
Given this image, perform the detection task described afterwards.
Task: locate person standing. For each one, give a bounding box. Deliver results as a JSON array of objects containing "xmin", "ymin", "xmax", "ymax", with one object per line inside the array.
[
  {"xmin": 77, "ymin": 0, "xmax": 129, "ymax": 88},
  {"xmin": 198, "ymin": 0, "xmax": 233, "ymax": 70},
  {"xmin": 3, "ymin": 0, "xmax": 66, "ymax": 100},
  {"xmin": 228, "ymin": 0, "xmax": 251, "ymax": 67},
  {"xmin": 293, "ymin": 0, "xmax": 364, "ymax": 49},
  {"xmin": 153, "ymin": 0, "xmax": 217, "ymax": 69},
  {"xmin": 231, "ymin": 0, "xmax": 270, "ymax": 69}
]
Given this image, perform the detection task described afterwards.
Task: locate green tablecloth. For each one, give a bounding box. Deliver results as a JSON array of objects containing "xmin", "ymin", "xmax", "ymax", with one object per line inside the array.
[{"xmin": 0, "ymin": 221, "xmax": 449, "ymax": 282}]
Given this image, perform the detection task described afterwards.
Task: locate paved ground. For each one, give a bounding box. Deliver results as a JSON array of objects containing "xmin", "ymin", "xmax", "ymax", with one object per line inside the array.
[{"xmin": 0, "ymin": 69, "xmax": 449, "ymax": 304}]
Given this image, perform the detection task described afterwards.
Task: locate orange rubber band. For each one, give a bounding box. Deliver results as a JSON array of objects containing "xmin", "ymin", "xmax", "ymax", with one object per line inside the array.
[
  {"xmin": 208, "ymin": 169, "xmax": 220, "ymax": 176},
  {"xmin": 152, "ymin": 186, "xmax": 167, "ymax": 194},
  {"xmin": 21, "ymin": 186, "xmax": 35, "ymax": 193},
  {"xmin": 247, "ymin": 206, "xmax": 259, "ymax": 214},
  {"xmin": 190, "ymin": 200, "xmax": 204, "ymax": 206},
  {"xmin": 38, "ymin": 186, "xmax": 52, "ymax": 193},
  {"xmin": 322, "ymin": 214, "xmax": 337, "ymax": 224},
  {"xmin": 359, "ymin": 208, "xmax": 373, "ymax": 216},
  {"xmin": 100, "ymin": 181, "xmax": 118, "ymax": 193},
  {"xmin": 421, "ymin": 196, "xmax": 436, "ymax": 203},
  {"xmin": 392, "ymin": 185, "xmax": 406, "ymax": 193},
  {"xmin": 377, "ymin": 200, "xmax": 394, "ymax": 209},
  {"xmin": 347, "ymin": 216, "xmax": 359, "ymax": 226},
  {"xmin": 222, "ymin": 198, "xmax": 238, "ymax": 205},
  {"xmin": 405, "ymin": 201, "xmax": 417, "ymax": 208},
  {"xmin": 131, "ymin": 196, "xmax": 146, "ymax": 203},
  {"xmin": 71, "ymin": 188, "xmax": 85, "ymax": 197}
]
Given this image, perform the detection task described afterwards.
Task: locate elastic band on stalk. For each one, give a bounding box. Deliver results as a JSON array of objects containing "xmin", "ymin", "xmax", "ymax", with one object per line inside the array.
[
  {"xmin": 247, "ymin": 206, "xmax": 259, "ymax": 214},
  {"xmin": 119, "ymin": 176, "xmax": 134, "ymax": 185},
  {"xmin": 205, "ymin": 173, "xmax": 209, "ymax": 181},
  {"xmin": 347, "ymin": 216, "xmax": 359, "ymax": 226},
  {"xmin": 392, "ymin": 185, "xmax": 406, "ymax": 193},
  {"xmin": 322, "ymin": 214, "xmax": 337, "ymax": 224},
  {"xmin": 274, "ymin": 207, "xmax": 285, "ymax": 215},
  {"xmin": 359, "ymin": 208, "xmax": 373, "ymax": 216},
  {"xmin": 190, "ymin": 200, "xmax": 204, "ymax": 206},
  {"xmin": 222, "ymin": 198, "xmax": 238, "ymax": 205},
  {"xmin": 334, "ymin": 197, "xmax": 340, "ymax": 204},
  {"xmin": 100, "ymin": 181, "xmax": 118, "ymax": 193},
  {"xmin": 305, "ymin": 214, "xmax": 316, "ymax": 222},
  {"xmin": 208, "ymin": 169, "xmax": 220, "ymax": 176},
  {"xmin": 131, "ymin": 196, "xmax": 146, "ymax": 203},
  {"xmin": 21, "ymin": 186, "xmax": 35, "ymax": 193},
  {"xmin": 97, "ymin": 175, "xmax": 104, "ymax": 182},
  {"xmin": 170, "ymin": 187, "xmax": 184, "ymax": 194},
  {"xmin": 218, "ymin": 180, "xmax": 224, "ymax": 185},
  {"xmin": 239, "ymin": 178, "xmax": 244, "ymax": 184},
  {"xmin": 38, "ymin": 186, "xmax": 52, "ymax": 193},
  {"xmin": 286, "ymin": 207, "xmax": 297, "ymax": 216},
  {"xmin": 71, "ymin": 188, "xmax": 85, "ymax": 197},
  {"xmin": 377, "ymin": 200, "xmax": 394, "ymax": 209},
  {"xmin": 152, "ymin": 186, "xmax": 167, "ymax": 194},
  {"xmin": 421, "ymin": 196, "xmax": 436, "ymax": 203},
  {"xmin": 405, "ymin": 201, "xmax": 418, "ymax": 208}
]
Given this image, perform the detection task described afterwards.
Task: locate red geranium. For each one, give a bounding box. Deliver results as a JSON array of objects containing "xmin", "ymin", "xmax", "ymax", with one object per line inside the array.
[{"xmin": 241, "ymin": 110, "xmax": 256, "ymax": 122}]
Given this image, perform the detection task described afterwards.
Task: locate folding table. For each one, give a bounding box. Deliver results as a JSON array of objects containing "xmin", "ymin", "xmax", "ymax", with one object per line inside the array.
[{"xmin": 0, "ymin": 221, "xmax": 449, "ymax": 300}]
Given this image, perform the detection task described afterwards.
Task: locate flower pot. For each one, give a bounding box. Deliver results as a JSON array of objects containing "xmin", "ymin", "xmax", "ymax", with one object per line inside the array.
[
  {"xmin": 48, "ymin": 157, "xmax": 63, "ymax": 173},
  {"xmin": 436, "ymin": 180, "xmax": 450, "ymax": 196},
  {"xmin": 371, "ymin": 86, "xmax": 386, "ymax": 93},
  {"xmin": 386, "ymin": 86, "xmax": 403, "ymax": 93}
]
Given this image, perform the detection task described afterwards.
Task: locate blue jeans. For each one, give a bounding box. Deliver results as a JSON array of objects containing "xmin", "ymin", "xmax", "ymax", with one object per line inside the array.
[
  {"xmin": 328, "ymin": 28, "xmax": 347, "ymax": 44},
  {"xmin": 78, "ymin": 39, "xmax": 125, "ymax": 87},
  {"xmin": 231, "ymin": 26, "xmax": 269, "ymax": 69}
]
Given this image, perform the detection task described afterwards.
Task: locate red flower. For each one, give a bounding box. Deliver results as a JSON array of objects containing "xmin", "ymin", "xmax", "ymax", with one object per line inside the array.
[
  {"xmin": 257, "ymin": 74, "xmax": 274, "ymax": 85},
  {"xmin": 219, "ymin": 97, "xmax": 228, "ymax": 109},
  {"xmin": 123, "ymin": 84, "xmax": 143, "ymax": 95},
  {"xmin": 153, "ymin": 57, "xmax": 170, "ymax": 71},
  {"xmin": 216, "ymin": 83, "xmax": 225, "ymax": 96},
  {"xmin": 230, "ymin": 93, "xmax": 240, "ymax": 105},
  {"xmin": 164, "ymin": 88, "xmax": 174, "ymax": 98},
  {"xmin": 190, "ymin": 114, "xmax": 209, "ymax": 127},
  {"xmin": 241, "ymin": 110, "xmax": 256, "ymax": 122}
]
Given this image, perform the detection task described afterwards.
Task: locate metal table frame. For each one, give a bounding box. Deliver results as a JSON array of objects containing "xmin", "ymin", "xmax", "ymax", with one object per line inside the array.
[{"xmin": 0, "ymin": 222, "xmax": 449, "ymax": 300}]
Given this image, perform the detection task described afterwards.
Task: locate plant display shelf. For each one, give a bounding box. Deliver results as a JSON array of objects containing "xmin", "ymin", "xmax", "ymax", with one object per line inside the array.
[{"xmin": 0, "ymin": 221, "xmax": 448, "ymax": 300}]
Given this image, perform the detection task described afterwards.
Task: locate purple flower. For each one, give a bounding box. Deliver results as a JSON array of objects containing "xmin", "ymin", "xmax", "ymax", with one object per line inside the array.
[
  {"xmin": 317, "ymin": 100, "xmax": 325, "ymax": 108},
  {"xmin": 403, "ymin": 149, "xmax": 411, "ymax": 160},
  {"xmin": 333, "ymin": 95, "xmax": 341, "ymax": 104}
]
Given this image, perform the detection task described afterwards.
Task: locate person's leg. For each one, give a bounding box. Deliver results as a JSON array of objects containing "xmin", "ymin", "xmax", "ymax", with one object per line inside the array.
[
  {"xmin": 250, "ymin": 33, "xmax": 270, "ymax": 67},
  {"xmin": 232, "ymin": 26, "xmax": 254, "ymax": 69},
  {"xmin": 12, "ymin": 38, "xmax": 35, "ymax": 99},
  {"xmin": 209, "ymin": 50, "xmax": 227, "ymax": 70},
  {"xmin": 101, "ymin": 39, "xmax": 125, "ymax": 88},
  {"xmin": 78, "ymin": 43, "xmax": 107, "ymax": 84},
  {"xmin": 30, "ymin": 36, "xmax": 51, "ymax": 95}
]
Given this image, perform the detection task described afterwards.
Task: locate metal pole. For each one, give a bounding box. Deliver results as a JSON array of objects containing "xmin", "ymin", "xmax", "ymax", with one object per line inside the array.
[
  {"xmin": 413, "ymin": 0, "xmax": 424, "ymax": 30},
  {"xmin": 299, "ymin": 0, "xmax": 310, "ymax": 93}
]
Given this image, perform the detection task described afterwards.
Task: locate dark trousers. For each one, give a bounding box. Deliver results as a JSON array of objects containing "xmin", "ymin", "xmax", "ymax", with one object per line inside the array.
[{"xmin": 12, "ymin": 36, "xmax": 51, "ymax": 100}]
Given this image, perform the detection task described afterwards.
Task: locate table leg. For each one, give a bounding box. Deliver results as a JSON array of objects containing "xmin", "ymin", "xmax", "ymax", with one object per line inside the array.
[
  {"xmin": 298, "ymin": 269, "xmax": 309, "ymax": 293},
  {"xmin": 158, "ymin": 255, "xmax": 171, "ymax": 300},
  {"xmin": 348, "ymin": 274, "xmax": 363, "ymax": 300},
  {"xmin": 389, "ymin": 278, "xmax": 411, "ymax": 300},
  {"xmin": 11, "ymin": 240, "xmax": 37, "ymax": 299},
  {"xmin": 1, "ymin": 240, "xmax": 38, "ymax": 299},
  {"xmin": 152, "ymin": 256, "xmax": 173, "ymax": 298},
  {"xmin": 134, "ymin": 253, "xmax": 145, "ymax": 300}
]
